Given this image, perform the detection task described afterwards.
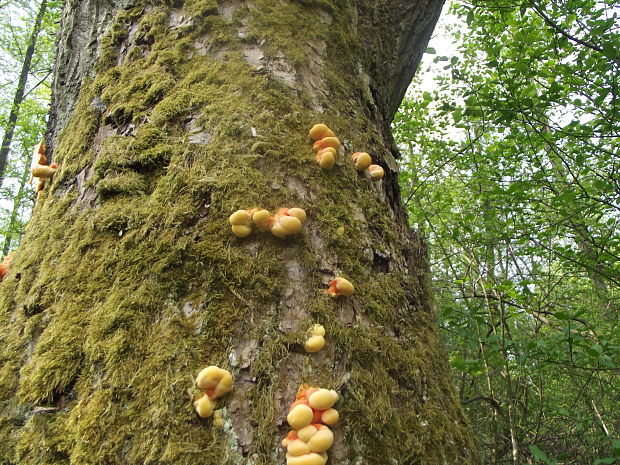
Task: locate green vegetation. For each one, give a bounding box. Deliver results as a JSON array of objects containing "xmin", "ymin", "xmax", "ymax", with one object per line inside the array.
[
  {"xmin": 394, "ymin": 0, "xmax": 619, "ymax": 463},
  {"xmin": 0, "ymin": 0, "xmax": 60, "ymax": 255},
  {"xmin": 0, "ymin": 1, "xmax": 476, "ymax": 464}
]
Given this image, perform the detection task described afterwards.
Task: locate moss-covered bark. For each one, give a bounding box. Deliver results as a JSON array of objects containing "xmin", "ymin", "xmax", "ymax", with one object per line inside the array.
[{"xmin": 0, "ymin": 1, "xmax": 479, "ymax": 464}]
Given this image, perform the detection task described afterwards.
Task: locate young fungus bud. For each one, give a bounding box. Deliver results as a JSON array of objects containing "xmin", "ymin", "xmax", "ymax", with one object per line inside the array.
[
  {"xmin": 308, "ymin": 389, "xmax": 338, "ymax": 410},
  {"xmin": 316, "ymin": 149, "xmax": 335, "ymax": 170},
  {"xmin": 282, "ymin": 430, "xmax": 297, "ymax": 449},
  {"xmin": 351, "ymin": 152, "xmax": 372, "ymax": 171},
  {"xmin": 32, "ymin": 142, "xmax": 47, "ymax": 165},
  {"xmin": 318, "ymin": 147, "xmax": 336, "ymax": 157},
  {"xmin": 312, "ymin": 137, "xmax": 341, "ymax": 151},
  {"xmin": 320, "ymin": 408, "xmax": 339, "ymax": 425},
  {"xmin": 195, "ymin": 366, "xmax": 234, "ymax": 399},
  {"xmin": 304, "ymin": 324, "xmax": 326, "ymax": 353},
  {"xmin": 307, "ymin": 425, "xmax": 334, "ymax": 452},
  {"xmin": 229, "ymin": 210, "xmax": 253, "ymax": 238},
  {"xmin": 309, "ymin": 124, "xmax": 335, "ymax": 141},
  {"xmin": 310, "ymin": 324, "xmax": 325, "ymax": 337},
  {"xmin": 287, "ymin": 403, "xmax": 314, "ymax": 429},
  {"xmin": 368, "ymin": 164, "xmax": 385, "ymax": 181},
  {"xmin": 251, "ymin": 209, "xmax": 271, "ymax": 232},
  {"xmin": 271, "ymin": 208, "xmax": 306, "ymax": 238},
  {"xmin": 287, "ymin": 208, "xmax": 307, "ymax": 223},
  {"xmin": 297, "ymin": 425, "xmax": 318, "ymax": 442},
  {"xmin": 287, "ymin": 439, "xmax": 311, "ymax": 457},
  {"xmin": 286, "ymin": 452, "xmax": 328, "ymax": 465},
  {"xmin": 326, "ymin": 277, "xmax": 354, "ymax": 298},
  {"xmin": 272, "ymin": 216, "xmax": 302, "ymax": 238},
  {"xmin": 31, "ymin": 163, "xmax": 57, "ymax": 179},
  {"xmin": 304, "ymin": 335, "xmax": 325, "ymax": 353},
  {"xmin": 193, "ymin": 393, "xmax": 214, "ymax": 418}
]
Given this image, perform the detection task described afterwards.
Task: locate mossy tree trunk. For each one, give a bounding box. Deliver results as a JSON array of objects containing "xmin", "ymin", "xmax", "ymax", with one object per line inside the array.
[{"xmin": 0, "ymin": 1, "xmax": 479, "ymax": 464}]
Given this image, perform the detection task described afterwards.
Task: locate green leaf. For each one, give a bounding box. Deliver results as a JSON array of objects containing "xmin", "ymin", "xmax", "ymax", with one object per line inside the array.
[
  {"xmin": 530, "ymin": 445, "xmax": 549, "ymax": 462},
  {"xmin": 593, "ymin": 458, "xmax": 615, "ymax": 465},
  {"xmin": 425, "ymin": 47, "xmax": 437, "ymax": 54}
]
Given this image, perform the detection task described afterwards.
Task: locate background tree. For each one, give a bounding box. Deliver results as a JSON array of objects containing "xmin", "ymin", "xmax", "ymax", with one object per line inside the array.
[
  {"xmin": 0, "ymin": 0, "xmax": 60, "ymax": 255},
  {"xmin": 0, "ymin": 0, "xmax": 48, "ymax": 186},
  {"xmin": 394, "ymin": 0, "xmax": 619, "ymax": 463},
  {"xmin": 0, "ymin": 1, "xmax": 479, "ymax": 464}
]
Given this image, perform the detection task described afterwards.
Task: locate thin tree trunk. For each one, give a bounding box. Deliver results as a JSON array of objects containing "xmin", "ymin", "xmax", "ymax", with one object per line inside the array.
[
  {"xmin": 0, "ymin": 0, "xmax": 48, "ymax": 187},
  {"xmin": 0, "ymin": 2, "xmax": 479, "ymax": 464},
  {"xmin": 2, "ymin": 151, "xmax": 32, "ymax": 256}
]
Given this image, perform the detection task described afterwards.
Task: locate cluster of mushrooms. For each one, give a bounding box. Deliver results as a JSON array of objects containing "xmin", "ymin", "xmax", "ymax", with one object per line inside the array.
[
  {"xmin": 309, "ymin": 123, "xmax": 384, "ymax": 181},
  {"xmin": 30, "ymin": 142, "xmax": 57, "ymax": 202},
  {"xmin": 229, "ymin": 207, "xmax": 307, "ymax": 239},
  {"xmin": 283, "ymin": 386, "xmax": 340, "ymax": 465},
  {"xmin": 193, "ymin": 366, "xmax": 234, "ymax": 419}
]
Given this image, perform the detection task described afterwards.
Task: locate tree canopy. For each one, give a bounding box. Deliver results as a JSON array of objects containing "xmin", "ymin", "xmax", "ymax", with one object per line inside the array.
[{"xmin": 394, "ymin": 0, "xmax": 619, "ymax": 462}]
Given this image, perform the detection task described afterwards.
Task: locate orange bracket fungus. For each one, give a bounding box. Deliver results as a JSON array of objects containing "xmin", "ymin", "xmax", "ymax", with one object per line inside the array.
[
  {"xmin": 309, "ymin": 124, "xmax": 335, "ymax": 141},
  {"xmin": 310, "ymin": 124, "xmax": 340, "ymax": 170},
  {"xmin": 29, "ymin": 142, "xmax": 57, "ymax": 202},
  {"xmin": 193, "ymin": 366, "xmax": 233, "ymax": 419},
  {"xmin": 287, "ymin": 451, "xmax": 328, "ymax": 465},
  {"xmin": 312, "ymin": 137, "xmax": 341, "ymax": 152},
  {"xmin": 316, "ymin": 147, "xmax": 336, "ymax": 170},
  {"xmin": 368, "ymin": 164, "xmax": 385, "ymax": 181},
  {"xmin": 326, "ymin": 277, "xmax": 354, "ymax": 298},
  {"xmin": 193, "ymin": 393, "xmax": 215, "ymax": 418},
  {"xmin": 249, "ymin": 208, "xmax": 271, "ymax": 232},
  {"xmin": 0, "ymin": 253, "xmax": 13, "ymax": 282},
  {"xmin": 319, "ymin": 408, "xmax": 339, "ymax": 425},
  {"xmin": 271, "ymin": 207, "xmax": 306, "ymax": 239},
  {"xmin": 287, "ymin": 402, "xmax": 314, "ymax": 429},
  {"xmin": 300, "ymin": 424, "xmax": 334, "ymax": 452},
  {"xmin": 283, "ymin": 385, "xmax": 339, "ymax": 465},
  {"xmin": 31, "ymin": 163, "xmax": 58, "ymax": 179},
  {"xmin": 308, "ymin": 389, "xmax": 338, "ymax": 411},
  {"xmin": 351, "ymin": 152, "xmax": 372, "ymax": 171},
  {"xmin": 229, "ymin": 210, "xmax": 253, "ymax": 238},
  {"xmin": 31, "ymin": 141, "xmax": 47, "ymax": 166},
  {"xmin": 304, "ymin": 324, "xmax": 326, "ymax": 353}
]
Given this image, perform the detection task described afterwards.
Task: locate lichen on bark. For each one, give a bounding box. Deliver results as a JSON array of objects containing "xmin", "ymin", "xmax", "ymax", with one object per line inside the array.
[{"xmin": 0, "ymin": 1, "xmax": 479, "ymax": 464}]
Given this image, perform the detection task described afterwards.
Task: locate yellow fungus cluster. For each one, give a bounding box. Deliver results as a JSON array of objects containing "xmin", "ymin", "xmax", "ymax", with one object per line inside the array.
[
  {"xmin": 283, "ymin": 386, "xmax": 340, "ymax": 465},
  {"xmin": 304, "ymin": 324, "xmax": 325, "ymax": 353},
  {"xmin": 229, "ymin": 207, "xmax": 307, "ymax": 239},
  {"xmin": 309, "ymin": 124, "xmax": 385, "ymax": 180},
  {"xmin": 309, "ymin": 124, "xmax": 340, "ymax": 170},
  {"xmin": 325, "ymin": 277, "xmax": 354, "ymax": 299},
  {"xmin": 351, "ymin": 152, "xmax": 384, "ymax": 181},
  {"xmin": 193, "ymin": 366, "xmax": 233, "ymax": 419},
  {"xmin": 29, "ymin": 142, "xmax": 58, "ymax": 201}
]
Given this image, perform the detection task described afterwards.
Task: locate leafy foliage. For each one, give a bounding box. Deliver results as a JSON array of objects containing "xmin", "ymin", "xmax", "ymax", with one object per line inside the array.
[
  {"xmin": 0, "ymin": 0, "xmax": 61, "ymax": 255},
  {"xmin": 394, "ymin": 0, "xmax": 619, "ymax": 462}
]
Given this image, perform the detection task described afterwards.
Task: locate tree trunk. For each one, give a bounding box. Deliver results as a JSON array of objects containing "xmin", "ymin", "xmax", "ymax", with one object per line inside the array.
[
  {"xmin": 0, "ymin": 0, "xmax": 48, "ymax": 188},
  {"xmin": 2, "ymin": 150, "xmax": 33, "ymax": 257},
  {"xmin": 0, "ymin": 1, "xmax": 479, "ymax": 464}
]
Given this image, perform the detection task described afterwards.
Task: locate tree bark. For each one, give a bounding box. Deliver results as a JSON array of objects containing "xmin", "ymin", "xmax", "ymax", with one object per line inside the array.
[
  {"xmin": 0, "ymin": 0, "xmax": 48, "ymax": 188},
  {"xmin": 0, "ymin": 1, "xmax": 479, "ymax": 464}
]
